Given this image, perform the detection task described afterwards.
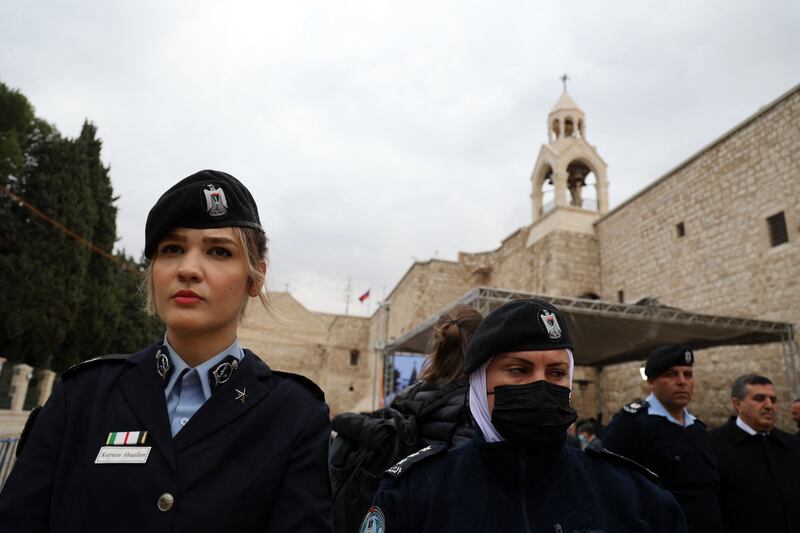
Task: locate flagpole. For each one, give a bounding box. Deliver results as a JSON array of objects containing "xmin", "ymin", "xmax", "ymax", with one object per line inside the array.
[{"xmin": 344, "ymin": 277, "xmax": 351, "ymax": 316}]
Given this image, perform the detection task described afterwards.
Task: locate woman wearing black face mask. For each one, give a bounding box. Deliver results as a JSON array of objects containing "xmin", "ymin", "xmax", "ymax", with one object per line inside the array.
[{"xmin": 360, "ymin": 299, "xmax": 687, "ymax": 533}]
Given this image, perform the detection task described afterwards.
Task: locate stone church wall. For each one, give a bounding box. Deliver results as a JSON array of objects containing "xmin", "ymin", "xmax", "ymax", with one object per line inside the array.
[
  {"xmin": 459, "ymin": 227, "xmax": 600, "ymax": 300},
  {"xmin": 596, "ymin": 87, "xmax": 800, "ymax": 429},
  {"xmin": 379, "ymin": 260, "xmax": 475, "ymax": 342},
  {"xmin": 239, "ymin": 292, "xmax": 371, "ymax": 417}
]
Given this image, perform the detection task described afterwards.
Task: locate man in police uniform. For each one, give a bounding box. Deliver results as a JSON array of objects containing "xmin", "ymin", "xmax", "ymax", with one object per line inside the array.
[
  {"xmin": 603, "ymin": 345, "xmax": 723, "ymax": 533},
  {"xmin": 0, "ymin": 170, "xmax": 334, "ymax": 532}
]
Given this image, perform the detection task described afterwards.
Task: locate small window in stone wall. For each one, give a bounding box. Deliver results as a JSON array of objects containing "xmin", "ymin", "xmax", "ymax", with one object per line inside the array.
[
  {"xmin": 349, "ymin": 349, "xmax": 360, "ymax": 366},
  {"xmin": 767, "ymin": 212, "xmax": 789, "ymax": 247},
  {"xmin": 617, "ymin": 290, "xmax": 624, "ymax": 303},
  {"xmin": 676, "ymin": 222, "xmax": 685, "ymax": 238}
]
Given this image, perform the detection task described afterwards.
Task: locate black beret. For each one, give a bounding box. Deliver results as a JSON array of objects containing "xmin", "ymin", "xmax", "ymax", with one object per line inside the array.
[
  {"xmin": 144, "ymin": 170, "xmax": 263, "ymax": 259},
  {"xmin": 463, "ymin": 299, "xmax": 573, "ymax": 374},
  {"xmin": 644, "ymin": 345, "xmax": 694, "ymax": 379}
]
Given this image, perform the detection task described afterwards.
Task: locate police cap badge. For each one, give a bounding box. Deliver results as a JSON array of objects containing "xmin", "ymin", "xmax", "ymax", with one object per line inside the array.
[{"xmin": 644, "ymin": 345, "xmax": 694, "ymax": 379}]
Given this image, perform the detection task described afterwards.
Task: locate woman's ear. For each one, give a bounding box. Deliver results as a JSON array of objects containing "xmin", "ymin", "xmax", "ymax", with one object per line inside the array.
[{"xmin": 249, "ymin": 260, "xmax": 267, "ymax": 297}]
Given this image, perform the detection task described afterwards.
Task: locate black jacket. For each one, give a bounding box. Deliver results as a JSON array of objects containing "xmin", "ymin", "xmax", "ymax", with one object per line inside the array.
[
  {"xmin": 370, "ymin": 436, "xmax": 687, "ymax": 532},
  {"xmin": 710, "ymin": 417, "xmax": 800, "ymax": 533},
  {"xmin": 390, "ymin": 378, "xmax": 473, "ymax": 448},
  {"xmin": 0, "ymin": 343, "xmax": 333, "ymax": 533},
  {"xmin": 602, "ymin": 402, "xmax": 723, "ymax": 533}
]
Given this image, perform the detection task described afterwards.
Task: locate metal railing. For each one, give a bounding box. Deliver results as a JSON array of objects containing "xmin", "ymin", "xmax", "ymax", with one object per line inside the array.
[{"xmin": 0, "ymin": 437, "xmax": 19, "ymax": 488}]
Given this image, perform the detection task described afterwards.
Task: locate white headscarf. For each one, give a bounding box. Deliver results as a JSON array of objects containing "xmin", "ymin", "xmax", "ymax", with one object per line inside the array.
[{"xmin": 468, "ymin": 349, "xmax": 574, "ymax": 443}]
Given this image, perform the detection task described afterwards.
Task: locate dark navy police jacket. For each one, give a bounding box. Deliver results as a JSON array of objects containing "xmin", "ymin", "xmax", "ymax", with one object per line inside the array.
[
  {"xmin": 371, "ymin": 434, "xmax": 687, "ymax": 533},
  {"xmin": 603, "ymin": 402, "xmax": 723, "ymax": 533},
  {"xmin": 0, "ymin": 343, "xmax": 333, "ymax": 533}
]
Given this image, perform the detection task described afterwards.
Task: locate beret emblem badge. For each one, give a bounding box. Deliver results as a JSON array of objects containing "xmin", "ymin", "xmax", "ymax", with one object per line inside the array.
[
  {"xmin": 539, "ymin": 309, "xmax": 562, "ymax": 340},
  {"xmin": 203, "ymin": 184, "xmax": 228, "ymax": 217}
]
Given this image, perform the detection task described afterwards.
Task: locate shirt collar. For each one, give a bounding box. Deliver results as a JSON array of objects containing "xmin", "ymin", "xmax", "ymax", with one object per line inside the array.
[
  {"xmin": 162, "ymin": 335, "xmax": 244, "ymax": 401},
  {"xmin": 736, "ymin": 416, "xmax": 762, "ymax": 436},
  {"xmin": 646, "ymin": 393, "xmax": 696, "ymax": 427}
]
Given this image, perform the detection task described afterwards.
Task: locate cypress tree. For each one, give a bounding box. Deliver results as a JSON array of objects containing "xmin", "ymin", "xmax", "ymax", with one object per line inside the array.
[
  {"xmin": 0, "ymin": 83, "xmax": 36, "ymax": 350},
  {"xmin": 58, "ymin": 122, "xmax": 123, "ymax": 368},
  {"xmin": 6, "ymin": 121, "xmax": 95, "ymax": 368},
  {"xmin": 0, "ymin": 81, "xmax": 162, "ymax": 370}
]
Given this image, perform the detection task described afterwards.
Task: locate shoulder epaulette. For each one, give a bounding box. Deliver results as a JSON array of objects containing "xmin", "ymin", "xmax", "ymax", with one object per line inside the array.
[
  {"xmin": 61, "ymin": 354, "xmax": 128, "ymax": 379},
  {"xmin": 384, "ymin": 443, "xmax": 447, "ymax": 478},
  {"xmin": 272, "ymin": 370, "xmax": 325, "ymax": 402},
  {"xmin": 621, "ymin": 400, "xmax": 649, "ymax": 415},
  {"xmin": 586, "ymin": 446, "xmax": 660, "ymax": 484}
]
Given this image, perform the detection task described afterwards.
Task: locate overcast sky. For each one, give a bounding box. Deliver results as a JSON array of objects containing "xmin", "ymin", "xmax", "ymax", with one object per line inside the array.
[{"xmin": 2, "ymin": 1, "xmax": 798, "ymax": 316}]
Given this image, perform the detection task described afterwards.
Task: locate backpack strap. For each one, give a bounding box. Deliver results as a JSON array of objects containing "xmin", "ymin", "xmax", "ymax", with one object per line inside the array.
[{"xmin": 384, "ymin": 443, "xmax": 447, "ymax": 478}]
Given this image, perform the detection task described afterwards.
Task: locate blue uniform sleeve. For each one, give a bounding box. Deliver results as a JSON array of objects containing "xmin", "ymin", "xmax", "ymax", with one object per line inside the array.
[
  {"xmin": 262, "ymin": 401, "xmax": 334, "ymax": 532},
  {"xmin": 0, "ymin": 383, "xmax": 67, "ymax": 532}
]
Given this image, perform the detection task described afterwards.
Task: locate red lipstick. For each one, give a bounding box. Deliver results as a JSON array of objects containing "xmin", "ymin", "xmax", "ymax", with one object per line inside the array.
[{"xmin": 172, "ymin": 290, "xmax": 202, "ymax": 305}]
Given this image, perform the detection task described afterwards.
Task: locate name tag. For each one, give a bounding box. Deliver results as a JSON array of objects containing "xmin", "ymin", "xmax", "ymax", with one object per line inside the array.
[{"xmin": 95, "ymin": 446, "xmax": 151, "ymax": 464}]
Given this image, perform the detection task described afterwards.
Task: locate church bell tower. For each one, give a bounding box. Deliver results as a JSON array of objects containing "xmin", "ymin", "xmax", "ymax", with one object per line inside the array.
[{"xmin": 527, "ymin": 77, "xmax": 609, "ymax": 246}]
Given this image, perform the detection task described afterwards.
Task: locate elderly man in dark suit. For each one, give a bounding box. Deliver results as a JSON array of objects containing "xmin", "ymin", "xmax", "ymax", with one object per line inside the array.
[{"xmin": 710, "ymin": 373, "xmax": 800, "ymax": 533}]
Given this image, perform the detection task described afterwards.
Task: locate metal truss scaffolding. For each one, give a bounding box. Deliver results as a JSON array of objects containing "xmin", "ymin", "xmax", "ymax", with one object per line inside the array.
[{"xmin": 382, "ymin": 287, "xmax": 799, "ymax": 399}]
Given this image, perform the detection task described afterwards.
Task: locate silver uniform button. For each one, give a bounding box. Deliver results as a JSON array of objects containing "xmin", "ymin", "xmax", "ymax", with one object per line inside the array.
[{"xmin": 157, "ymin": 493, "xmax": 174, "ymax": 512}]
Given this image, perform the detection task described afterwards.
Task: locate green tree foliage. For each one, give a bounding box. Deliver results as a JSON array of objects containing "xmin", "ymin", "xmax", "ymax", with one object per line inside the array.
[
  {"xmin": 112, "ymin": 254, "xmax": 163, "ymax": 355},
  {"xmin": 58, "ymin": 123, "xmax": 124, "ymax": 368},
  {"xmin": 2, "ymin": 118, "xmax": 94, "ymax": 368},
  {"xmin": 0, "ymin": 81, "xmax": 162, "ymax": 371}
]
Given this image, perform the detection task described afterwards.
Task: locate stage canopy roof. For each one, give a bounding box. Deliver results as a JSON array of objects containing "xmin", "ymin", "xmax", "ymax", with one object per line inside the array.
[{"xmin": 383, "ymin": 287, "xmax": 797, "ymax": 370}]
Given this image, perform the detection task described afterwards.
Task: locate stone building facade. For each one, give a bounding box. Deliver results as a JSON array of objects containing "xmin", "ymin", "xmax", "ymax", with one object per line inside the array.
[
  {"xmin": 595, "ymin": 85, "xmax": 800, "ymax": 428},
  {"xmin": 239, "ymin": 292, "xmax": 371, "ymax": 417},
  {"xmin": 242, "ymin": 83, "xmax": 799, "ymax": 430}
]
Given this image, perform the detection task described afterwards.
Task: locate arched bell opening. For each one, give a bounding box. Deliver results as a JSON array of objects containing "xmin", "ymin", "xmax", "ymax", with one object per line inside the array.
[
  {"xmin": 566, "ymin": 160, "xmax": 598, "ymax": 211},
  {"xmin": 539, "ymin": 165, "xmax": 556, "ymax": 216},
  {"xmin": 564, "ymin": 117, "xmax": 575, "ymax": 138},
  {"xmin": 551, "ymin": 119, "xmax": 561, "ymax": 141}
]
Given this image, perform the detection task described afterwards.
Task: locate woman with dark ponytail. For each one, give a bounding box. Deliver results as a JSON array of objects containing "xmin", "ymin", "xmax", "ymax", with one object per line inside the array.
[
  {"xmin": 390, "ymin": 304, "xmax": 483, "ymax": 447},
  {"xmin": 329, "ymin": 305, "xmax": 482, "ymax": 532}
]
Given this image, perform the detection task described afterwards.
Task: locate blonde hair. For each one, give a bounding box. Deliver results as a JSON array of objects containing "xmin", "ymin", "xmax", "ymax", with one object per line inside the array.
[{"xmin": 140, "ymin": 226, "xmax": 270, "ymax": 321}]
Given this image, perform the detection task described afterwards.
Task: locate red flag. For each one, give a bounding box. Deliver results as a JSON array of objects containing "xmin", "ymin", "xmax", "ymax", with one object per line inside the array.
[{"xmin": 358, "ymin": 289, "xmax": 370, "ymax": 303}]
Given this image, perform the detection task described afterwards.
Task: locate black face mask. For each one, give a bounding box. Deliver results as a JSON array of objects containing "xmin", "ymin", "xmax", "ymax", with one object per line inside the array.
[{"xmin": 490, "ymin": 380, "xmax": 578, "ymax": 449}]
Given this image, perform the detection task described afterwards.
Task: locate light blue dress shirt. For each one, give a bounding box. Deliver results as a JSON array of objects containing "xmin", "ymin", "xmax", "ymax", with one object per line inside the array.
[
  {"xmin": 163, "ymin": 336, "xmax": 245, "ymax": 436},
  {"xmin": 646, "ymin": 392, "xmax": 696, "ymax": 427}
]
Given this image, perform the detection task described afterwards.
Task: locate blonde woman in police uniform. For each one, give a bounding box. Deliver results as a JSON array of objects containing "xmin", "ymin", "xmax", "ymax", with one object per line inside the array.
[{"xmin": 0, "ymin": 170, "xmax": 333, "ymax": 532}]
